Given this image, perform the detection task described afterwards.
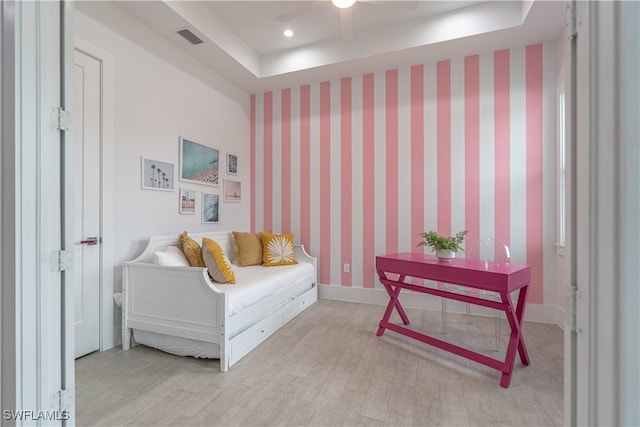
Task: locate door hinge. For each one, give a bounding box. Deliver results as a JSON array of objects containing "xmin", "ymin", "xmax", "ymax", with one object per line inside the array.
[
  {"xmin": 52, "ymin": 107, "xmax": 72, "ymax": 131},
  {"xmin": 567, "ymin": 1, "xmax": 577, "ymax": 41},
  {"xmin": 50, "ymin": 250, "xmax": 72, "ymax": 272},
  {"xmin": 566, "ymin": 286, "xmax": 578, "ymax": 333},
  {"xmin": 50, "ymin": 388, "xmax": 73, "ymax": 413}
]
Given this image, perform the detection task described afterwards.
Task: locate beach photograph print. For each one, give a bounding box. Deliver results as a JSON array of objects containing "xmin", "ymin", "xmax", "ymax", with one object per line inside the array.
[
  {"xmin": 180, "ymin": 137, "xmax": 219, "ymax": 186},
  {"xmin": 141, "ymin": 158, "xmax": 174, "ymax": 191},
  {"xmin": 223, "ymin": 179, "xmax": 241, "ymax": 203},
  {"xmin": 202, "ymin": 193, "xmax": 219, "ymax": 223},
  {"xmin": 227, "ymin": 153, "xmax": 238, "ymax": 175},
  {"xmin": 179, "ymin": 188, "xmax": 196, "ymax": 214}
]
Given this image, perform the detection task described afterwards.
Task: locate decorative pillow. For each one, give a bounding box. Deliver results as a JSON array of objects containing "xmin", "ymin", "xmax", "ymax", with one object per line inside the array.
[
  {"xmin": 232, "ymin": 231, "xmax": 263, "ymax": 266},
  {"xmin": 180, "ymin": 231, "xmax": 205, "ymax": 267},
  {"xmin": 202, "ymin": 238, "xmax": 236, "ymax": 284},
  {"xmin": 153, "ymin": 246, "xmax": 189, "ymax": 267},
  {"xmin": 260, "ymin": 233, "xmax": 298, "ymax": 267}
]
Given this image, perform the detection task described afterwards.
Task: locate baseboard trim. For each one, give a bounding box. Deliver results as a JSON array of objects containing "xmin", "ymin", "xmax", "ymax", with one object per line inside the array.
[
  {"xmin": 318, "ymin": 284, "xmax": 558, "ymax": 324},
  {"xmin": 113, "ymin": 322, "xmax": 122, "ymax": 347},
  {"xmin": 555, "ymin": 307, "xmax": 566, "ymax": 330}
]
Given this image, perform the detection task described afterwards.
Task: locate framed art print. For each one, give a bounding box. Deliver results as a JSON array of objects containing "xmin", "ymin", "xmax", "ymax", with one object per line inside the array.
[
  {"xmin": 179, "ymin": 137, "xmax": 219, "ymax": 186},
  {"xmin": 202, "ymin": 193, "xmax": 220, "ymax": 223},
  {"xmin": 223, "ymin": 179, "xmax": 241, "ymax": 202},
  {"xmin": 179, "ymin": 188, "xmax": 196, "ymax": 214},
  {"xmin": 141, "ymin": 157, "xmax": 174, "ymax": 191},
  {"xmin": 226, "ymin": 152, "xmax": 238, "ymax": 175}
]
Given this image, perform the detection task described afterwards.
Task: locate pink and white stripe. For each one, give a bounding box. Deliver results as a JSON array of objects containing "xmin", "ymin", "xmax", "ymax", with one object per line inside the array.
[
  {"xmin": 410, "ymin": 65, "xmax": 424, "ymax": 253},
  {"xmin": 437, "ymin": 60, "xmax": 452, "ymax": 238},
  {"xmin": 281, "ymin": 88, "xmax": 291, "ymax": 233},
  {"xmin": 465, "ymin": 55, "xmax": 480, "ymax": 248},
  {"xmin": 299, "ymin": 85, "xmax": 311, "ymax": 250},
  {"xmin": 494, "ymin": 50, "xmax": 511, "ymax": 254},
  {"xmin": 250, "ymin": 95, "xmax": 256, "ymax": 232},
  {"xmin": 341, "ymin": 78, "xmax": 353, "ymax": 286},
  {"xmin": 250, "ymin": 43, "xmax": 554, "ymax": 305},
  {"xmin": 263, "ymin": 92, "xmax": 273, "ymax": 233},
  {"xmin": 363, "ymin": 73, "xmax": 375, "ymax": 289}
]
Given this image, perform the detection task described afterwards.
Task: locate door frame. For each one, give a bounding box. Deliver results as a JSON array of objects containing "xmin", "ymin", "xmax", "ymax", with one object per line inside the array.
[
  {"xmin": 74, "ymin": 38, "xmax": 116, "ymax": 351},
  {"xmin": 567, "ymin": 1, "xmax": 640, "ymax": 425},
  {"xmin": 2, "ymin": 0, "xmax": 73, "ymax": 421}
]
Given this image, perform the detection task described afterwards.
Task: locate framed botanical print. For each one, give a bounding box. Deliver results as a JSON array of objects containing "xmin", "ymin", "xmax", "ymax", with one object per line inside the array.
[{"xmin": 141, "ymin": 157, "xmax": 174, "ymax": 191}]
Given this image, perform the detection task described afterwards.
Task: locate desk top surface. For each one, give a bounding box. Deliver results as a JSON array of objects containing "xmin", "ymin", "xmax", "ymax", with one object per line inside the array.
[
  {"xmin": 377, "ymin": 252, "xmax": 529, "ymax": 274},
  {"xmin": 376, "ymin": 252, "xmax": 531, "ymax": 292}
]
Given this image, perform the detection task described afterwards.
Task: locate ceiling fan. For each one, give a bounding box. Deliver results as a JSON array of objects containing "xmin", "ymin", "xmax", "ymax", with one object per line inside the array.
[{"xmin": 277, "ymin": 0, "xmax": 420, "ymax": 44}]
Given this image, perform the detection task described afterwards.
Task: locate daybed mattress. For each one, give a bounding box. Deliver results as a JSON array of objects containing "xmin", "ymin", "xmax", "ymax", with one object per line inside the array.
[{"xmin": 220, "ymin": 262, "xmax": 315, "ymax": 316}]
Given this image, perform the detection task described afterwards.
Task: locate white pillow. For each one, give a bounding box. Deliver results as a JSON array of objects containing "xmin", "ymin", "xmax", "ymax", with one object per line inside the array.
[
  {"xmin": 113, "ymin": 292, "xmax": 123, "ymax": 308},
  {"xmin": 153, "ymin": 246, "xmax": 190, "ymax": 267}
]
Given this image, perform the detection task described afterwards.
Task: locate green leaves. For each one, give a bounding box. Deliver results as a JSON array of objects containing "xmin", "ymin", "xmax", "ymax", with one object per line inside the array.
[{"xmin": 417, "ymin": 230, "xmax": 468, "ymax": 252}]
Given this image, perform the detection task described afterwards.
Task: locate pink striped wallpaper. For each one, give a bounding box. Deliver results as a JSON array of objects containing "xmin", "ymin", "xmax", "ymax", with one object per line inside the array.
[{"xmin": 251, "ymin": 43, "xmax": 554, "ymax": 305}]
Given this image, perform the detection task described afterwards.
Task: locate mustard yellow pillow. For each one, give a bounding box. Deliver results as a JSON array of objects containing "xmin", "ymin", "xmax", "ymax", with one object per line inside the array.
[
  {"xmin": 232, "ymin": 231, "xmax": 263, "ymax": 266},
  {"xmin": 260, "ymin": 233, "xmax": 298, "ymax": 266},
  {"xmin": 202, "ymin": 238, "xmax": 236, "ymax": 284},
  {"xmin": 180, "ymin": 231, "xmax": 205, "ymax": 267}
]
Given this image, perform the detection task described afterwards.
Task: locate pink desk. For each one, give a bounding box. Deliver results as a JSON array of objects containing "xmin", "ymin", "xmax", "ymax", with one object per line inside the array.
[{"xmin": 375, "ymin": 252, "xmax": 531, "ymax": 388}]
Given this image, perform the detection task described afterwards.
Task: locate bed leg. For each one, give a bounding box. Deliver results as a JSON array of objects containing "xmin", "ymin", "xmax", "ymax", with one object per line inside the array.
[
  {"xmin": 220, "ymin": 350, "xmax": 229, "ymax": 372},
  {"xmin": 122, "ymin": 328, "xmax": 131, "ymax": 350}
]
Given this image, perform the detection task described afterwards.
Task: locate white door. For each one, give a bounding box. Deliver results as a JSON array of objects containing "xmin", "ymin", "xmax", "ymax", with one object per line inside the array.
[{"xmin": 73, "ymin": 49, "xmax": 102, "ymax": 358}]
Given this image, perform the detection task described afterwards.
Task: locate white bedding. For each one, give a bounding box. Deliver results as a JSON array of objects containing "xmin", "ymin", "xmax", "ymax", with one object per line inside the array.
[
  {"xmin": 218, "ymin": 262, "xmax": 315, "ymax": 316},
  {"xmin": 133, "ymin": 330, "xmax": 219, "ymax": 358}
]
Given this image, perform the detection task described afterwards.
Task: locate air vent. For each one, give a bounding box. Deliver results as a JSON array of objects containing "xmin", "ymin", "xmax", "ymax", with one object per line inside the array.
[{"xmin": 177, "ymin": 28, "xmax": 204, "ymax": 45}]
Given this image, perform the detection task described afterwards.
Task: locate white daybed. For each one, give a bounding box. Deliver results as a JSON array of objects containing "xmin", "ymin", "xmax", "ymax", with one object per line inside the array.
[{"xmin": 121, "ymin": 230, "xmax": 317, "ymax": 371}]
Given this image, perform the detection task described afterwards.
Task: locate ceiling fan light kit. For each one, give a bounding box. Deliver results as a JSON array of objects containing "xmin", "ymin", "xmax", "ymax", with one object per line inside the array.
[
  {"xmin": 331, "ymin": 0, "xmax": 357, "ymax": 9},
  {"xmin": 278, "ymin": 0, "xmax": 419, "ymax": 45}
]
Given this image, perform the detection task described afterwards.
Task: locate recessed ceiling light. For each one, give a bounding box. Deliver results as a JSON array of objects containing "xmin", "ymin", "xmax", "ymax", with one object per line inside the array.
[
  {"xmin": 331, "ymin": 0, "xmax": 356, "ymax": 8},
  {"xmin": 283, "ymin": 29, "xmax": 294, "ymax": 37}
]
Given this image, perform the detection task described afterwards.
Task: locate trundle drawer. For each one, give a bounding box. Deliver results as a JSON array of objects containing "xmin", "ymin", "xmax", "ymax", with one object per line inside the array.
[
  {"xmin": 286, "ymin": 291, "xmax": 314, "ymax": 320},
  {"xmin": 229, "ymin": 310, "xmax": 286, "ymax": 364}
]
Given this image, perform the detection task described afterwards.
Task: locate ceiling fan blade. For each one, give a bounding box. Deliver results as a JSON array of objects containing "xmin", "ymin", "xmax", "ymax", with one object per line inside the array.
[
  {"xmin": 359, "ymin": 0, "xmax": 420, "ymax": 10},
  {"xmin": 340, "ymin": 7, "xmax": 354, "ymax": 44},
  {"xmin": 277, "ymin": 1, "xmax": 325, "ymax": 22}
]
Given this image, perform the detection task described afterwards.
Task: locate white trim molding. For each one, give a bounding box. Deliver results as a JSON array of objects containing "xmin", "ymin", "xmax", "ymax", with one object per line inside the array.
[
  {"xmin": 2, "ymin": 0, "xmax": 71, "ymax": 422},
  {"xmin": 1, "ymin": 0, "xmax": 19, "ymax": 415}
]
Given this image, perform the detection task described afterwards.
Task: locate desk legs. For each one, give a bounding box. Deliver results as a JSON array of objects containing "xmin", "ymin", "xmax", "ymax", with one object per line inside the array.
[
  {"xmin": 499, "ymin": 286, "xmax": 530, "ymax": 388},
  {"xmin": 376, "ymin": 274, "xmax": 531, "ymax": 388},
  {"xmin": 376, "ymin": 272, "xmax": 410, "ymax": 337},
  {"xmin": 515, "ymin": 287, "xmax": 531, "ymax": 365}
]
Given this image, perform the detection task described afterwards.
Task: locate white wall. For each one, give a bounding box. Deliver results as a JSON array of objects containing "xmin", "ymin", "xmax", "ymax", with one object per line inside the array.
[{"xmin": 74, "ymin": 5, "xmax": 251, "ymax": 346}]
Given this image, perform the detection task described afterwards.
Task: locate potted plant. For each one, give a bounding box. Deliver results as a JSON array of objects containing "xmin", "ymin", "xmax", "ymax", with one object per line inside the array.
[{"xmin": 417, "ymin": 230, "xmax": 468, "ymax": 261}]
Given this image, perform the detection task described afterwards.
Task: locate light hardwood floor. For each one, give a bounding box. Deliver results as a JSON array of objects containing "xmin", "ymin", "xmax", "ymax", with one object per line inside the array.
[{"xmin": 76, "ymin": 300, "xmax": 564, "ymax": 426}]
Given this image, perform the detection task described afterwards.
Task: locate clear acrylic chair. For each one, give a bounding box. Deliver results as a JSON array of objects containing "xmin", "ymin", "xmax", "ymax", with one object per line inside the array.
[{"xmin": 440, "ymin": 238, "xmax": 510, "ymax": 349}]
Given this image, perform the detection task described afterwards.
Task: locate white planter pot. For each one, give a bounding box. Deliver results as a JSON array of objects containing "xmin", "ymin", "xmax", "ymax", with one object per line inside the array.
[{"xmin": 436, "ymin": 249, "xmax": 456, "ymax": 261}]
